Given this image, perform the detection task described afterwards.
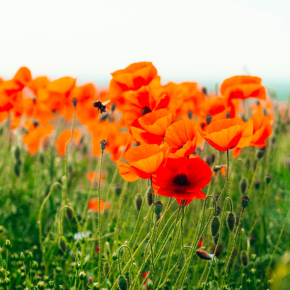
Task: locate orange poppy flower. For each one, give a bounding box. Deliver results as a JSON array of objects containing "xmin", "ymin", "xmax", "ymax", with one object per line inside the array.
[
  {"xmin": 198, "ymin": 117, "xmax": 253, "ymax": 152},
  {"xmin": 130, "ymin": 109, "xmax": 175, "ymax": 145},
  {"xmin": 13, "ymin": 67, "xmax": 32, "ymax": 88},
  {"xmin": 22, "ymin": 125, "xmax": 54, "ymax": 155},
  {"xmin": 117, "ymin": 144, "xmax": 165, "ymax": 182},
  {"xmin": 88, "ymin": 198, "xmax": 111, "ymax": 212},
  {"xmin": 55, "ymin": 129, "xmax": 82, "ymax": 157},
  {"xmin": 232, "ymin": 111, "xmax": 273, "ymax": 158},
  {"xmin": 220, "ymin": 76, "xmax": 266, "ymax": 101},
  {"xmin": 153, "ymin": 157, "xmax": 212, "ymax": 205},
  {"xmin": 164, "ymin": 118, "xmax": 198, "ymax": 158},
  {"xmin": 109, "ymin": 62, "xmax": 158, "ymax": 103},
  {"xmin": 87, "ymin": 171, "xmax": 96, "ymax": 185}
]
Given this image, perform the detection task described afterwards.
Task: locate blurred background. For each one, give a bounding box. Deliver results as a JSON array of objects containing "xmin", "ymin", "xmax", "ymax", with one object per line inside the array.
[{"xmin": 0, "ymin": 0, "xmax": 289, "ymax": 99}]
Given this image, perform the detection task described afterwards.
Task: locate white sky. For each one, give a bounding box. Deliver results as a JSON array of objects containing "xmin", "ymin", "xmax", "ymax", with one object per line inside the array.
[{"xmin": 0, "ymin": 0, "xmax": 290, "ymax": 87}]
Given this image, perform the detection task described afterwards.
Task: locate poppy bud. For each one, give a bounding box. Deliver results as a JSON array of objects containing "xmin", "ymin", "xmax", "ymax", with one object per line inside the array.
[
  {"xmin": 206, "ymin": 114, "xmax": 212, "ymax": 125},
  {"xmin": 93, "ymin": 282, "xmax": 100, "ymax": 289},
  {"xmin": 241, "ymin": 196, "xmax": 250, "ymax": 208},
  {"xmin": 14, "ymin": 146, "xmax": 21, "ymax": 161},
  {"xmin": 265, "ymin": 174, "xmax": 272, "ymax": 184},
  {"xmin": 72, "ymin": 98, "xmax": 78, "ymax": 107},
  {"xmin": 239, "ymin": 178, "xmax": 247, "ymax": 195},
  {"xmin": 147, "ymin": 280, "xmax": 153, "ymax": 289},
  {"xmin": 66, "ymin": 207, "xmax": 74, "ymax": 221},
  {"xmin": 58, "ymin": 238, "xmax": 66, "ymax": 253},
  {"xmin": 112, "ymin": 251, "xmax": 118, "ymax": 261},
  {"xmin": 211, "ymin": 216, "xmax": 220, "ymax": 237},
  {"xmin": 81, "ymin": 236, "xmax": 86, "ymax": 244},
  {"xmin": 226, "ymin": 111, "xmax": 231, "ymax": 119},
  {"xmin": 5, "ymin": 239, "xmax": 11, "ymax": 249},
  {"xmin": 146, "ymin": 187, "xmax": 153, "ymax": 206},
  {"xmin": 254, "ymin": 180, "xmax": 260, "ymax": 190},
  {"xmin": 215, "ymin": 205, "xmax": 221, "ymax": 216},
  {"xmin": 227, "ymin": 212, "xmax": 235, "ymax": 232},
  {"xmin": 257, "ymin": 147, "xmax": 265, "ymax": 159},
  {"xmin": 110, "ymin": 103, "xmax": 116, "ymax": 112},
  {"xmin": 100, "ymin": 139, "xmax": 107, "ymax": 152},
  {"xmin": 27, "ymin": 251, "xmax": 33, "ymax": 261},
  {"xmin": 79, "ymin": 271, "xmax": 86, "ymax": 280},
  {"xmin": 196, "ymin": 250, "xmax": 212, "ymax": 261},
  {"xmin": 214, "ymin": 195, "xmax": 219, "ymax": 201},
  {"xmin": 75, "ymin": 240, "xmax": 81, "ymax": 248},
  {"xmin": 115, "ymin": 184, "xmax": 122, "ymax": 196},
  {"xmin": 118, "ymin": 275, "xmax": 128, "ymax": 290},
  {"xmin": 134, "ymin": 193, "xmax": 143, "ymax": 212},
  {"xmin": 240, "ymin": 250, "xmax": 249, "ymax": 266},
  {"xmin": 187, "ymin": 110, "xmax": 193, "ymax": 120},
  {"xmin": 154, "ymin": 201, "xmax": 163, "ymax": 215}
]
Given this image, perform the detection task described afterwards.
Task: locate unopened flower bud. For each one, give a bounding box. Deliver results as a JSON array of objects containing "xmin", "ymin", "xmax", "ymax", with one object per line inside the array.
[
  {"xmin": 250, "ymin": 235, "xmax": 256, "ymax": 246},
  {"xmin": 146, "ymin": 187, "xmax": 153, "ymax": 206},
  {"xmin": 134, "ymin": 193, "xmax": 143, "ymax": 212},
  {"xmin": 115, "ymin": 184, "xmax": 122, "ymax": 196},
  {"xmin": 196, "ymin": 250, "xmax": 212, "ymax": 261},
  {"xmin": 239, "ymin": 178, "xmax": 247, "ymax": 195},
  {"xmin": 257, "ymin": 147, "xmax": 265, "ymax": 159},
  {"xmin": 211, "ymin": 216, "xmax": 220, "ymax": 237},
  {"xmin": 20, "ymin": 252, "xmax": 25, "ymax": 261},
  {"xmin": 112, "ymin": 251, "xmax": 118, "ymax": 261},
  {"xmin": 81, "ymin": 236, "xmax": 86, "ymax": 244},
  {"xmin": 5, "ymin": 239, "xmax": 11, "ymax": 249},
  {"xmin": 58, "ymin": 238, "xmax": 66, "ymax": 253},
  {"xmin": 240, "ymin": 250, "xmax": 248, "ymax": 266},
  {"xmin": 32, "ymin": 261, "xmax": 38, "ymax": 270},
  {"xmin": 48, "ymin": 280, "xmax": 54, "ymax": 288},
  {"xmin": 227, "ymin": 212, "xmax": 235, "ymax": 232},
  {"xmin": 206, "ymin": 114, "xmax": 212, "ymax": 125},
  {"xmin": 76, "ymin": 262, "xmax": 81, "ymax": 270},
  {"xmin": 235, "ymin": 216, "xmax": 240, "ymax": 226},
  {"xmin": 241, "ymin": 196, "xmax": 250, "ymax": 208},
  {"xmin": 251, "ymin": 254, "xmax": 257, "ymax": 262},
  {"xmin": 100, "ymin": 139, "xmax": 107, "ymax": 152},
  {"xmin": 154, "ymin": 201, "xmax": 163, "ymax": 215},
  {"xmin": 118, "ymin": 275, "xmax": 128, "ymax": 290},
  {"xmin": 75, "ymin": 240, "xmax": 81, "ymax": 248}
]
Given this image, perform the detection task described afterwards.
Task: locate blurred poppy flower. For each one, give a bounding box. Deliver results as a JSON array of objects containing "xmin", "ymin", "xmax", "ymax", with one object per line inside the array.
[
  {"xmin": 117, "ymin": 144, "xmax": 164, "ymax": 182},
  {"xmin": 198, "ymin": 117, "xmax": 253, "ymax": 152},
  {"xmin": 87, "ymin": 171, "xmax": 96, "ymax": 185},
  {"xmin": 153, "ymin": 157, "xmax": 212, "ymax": 205},
  {"xmin": 55, "ymin": 129, "xmax": 82, "ymax": 157},
  {"xmin": 220, "ymin": 76, "xmax": 266, "ymax": 101},
  {"xmin": 88, "ymin": 198, "xmax": 111, "ymax": 212},
  {"xmin": 164, "ymin": 118, "xmax": 198, "ymax": 158}
]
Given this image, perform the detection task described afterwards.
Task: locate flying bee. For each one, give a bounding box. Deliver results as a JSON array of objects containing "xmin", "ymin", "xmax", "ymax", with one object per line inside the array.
[{"xmin": 93, "ymin": 100, "xmax": 110, "ymax": 114}]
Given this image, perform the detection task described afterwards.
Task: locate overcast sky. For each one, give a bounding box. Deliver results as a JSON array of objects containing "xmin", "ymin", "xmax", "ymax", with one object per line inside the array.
[{"xmin": 0, "ymin": 0, "xmax": 290, "ymax": 88}]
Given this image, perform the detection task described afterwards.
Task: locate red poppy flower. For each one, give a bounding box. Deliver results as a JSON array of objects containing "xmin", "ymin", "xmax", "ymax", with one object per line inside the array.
[
  {"xmin": 153, "ymin": 157, "xmax": 212, "ymax": 205},
  {"xmin": 117, "ymin": 144, "xmax": 165, "ymax": 182},
  {"xmin": 164, "ymin": 118, "xmax": 198, "ymax": 158},
  {"xmin": 89, "ymin": 199, "xmax": 111, "ymax": 212},
  {"xmin": 198, "ymin": 117, "xmax": 253, "ymax": 152}
]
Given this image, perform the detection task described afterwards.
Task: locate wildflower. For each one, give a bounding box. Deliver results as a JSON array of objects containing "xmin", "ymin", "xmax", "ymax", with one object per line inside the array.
[
  {"xmin": 198, "ymin": 117, "xmax": 253, "ymax": 152},
  {"xmin": 153, "ymin": 157, "xmax": 212, "ymax": 205},
  {"xmin": 55, "ymin": 129, "xmax": 82, "ymax": 157},
  {"xmin": 88, "ymin": 199, "xmax": 111, "ymax": 212},
  {"xmin": 117, "ymin": 144, "xmax": 165, "ymax": 182},
  {"xmin": 74, "ymin": 231, "xmax": 91, "ymax": 240},
  {"xmin": 87, "ymin": 171, "xmax": 96, "ymax": 185}
]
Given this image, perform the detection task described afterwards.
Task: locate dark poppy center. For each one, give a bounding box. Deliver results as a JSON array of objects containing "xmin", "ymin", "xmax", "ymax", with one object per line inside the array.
[
  {"xmin": 173, "ymin": 173, "xmax": 190, "ymax": 186},
  {"xmin": 142, "ymin": 106, "xmax": 151, "ymax": 115}
]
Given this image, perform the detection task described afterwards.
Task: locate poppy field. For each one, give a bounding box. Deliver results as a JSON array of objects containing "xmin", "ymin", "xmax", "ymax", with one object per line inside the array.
[{"xmin": 0, "ymin": 62, "xmax": 290, "ymax": 290}]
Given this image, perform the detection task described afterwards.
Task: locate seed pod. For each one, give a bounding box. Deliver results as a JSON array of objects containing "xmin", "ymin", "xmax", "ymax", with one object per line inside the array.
[
  {"xmin": 265, "ymin": 174, "xmax": 272, "ymax": 184},
  {"xmin": 241, "ymin": 196, "xmax": 250, "ymax": 208},
  {"xmin": 154, "ymin": 201, "xmax": 163, "ymax": 215},
  {"xmin": 100, "ymin": 139, "xmax": 107, "ymax": 152},
  {"xmin": 115, "ymin": 184, "xmax": 122, "ymax": 196},
  {"xmin": 196, "ymin": 250, "xmax": 212, "ymax": 261},
  {"xmin": 134, "ymin": 193, "xmax": 143, "ymax": 212},
  {"xmin": 257, "ymin": 147, "xmax": 265, "ymax": 159},
  {"xmin": 72, "ymin": 98, "xmax": 78, "ymax": 107},
  {"xmin": 112, "ymin": 251, "xmax": 118, "ymax": 261},
  {"xmin": 227, "ymin": 212, "xmax": 235, "ymax": 231},
  {"xmin": 239, "ymin": 178, "xmax": 247, "ymax": 195},
  {"xmin": 211, "ymin": 216, "xmax": 220, "ymax": 237},
  {"xmin": 254, "ymin": 180, "xmax": 260, "ymax": 190},
  {"xmin": 240, "ymin": 250, "xmax": 249, "ymax": 266},
  {"xmin": 187, "ymin": 110, "xmax": 193, "ymax": 120},
  {"xmin": 146, "ymin": 187, "xmax": 153, "ymax": 206},
  {"xmin": 206, "ymin": 114, "xmax": 212, "ymax": 125},
  {"xmin": 226, "ymin": 111, "xmax": 231, "ymax": 118},
  {"xmin": 118, "ymin": 275, "xmax": 128, "ymax": 290}
]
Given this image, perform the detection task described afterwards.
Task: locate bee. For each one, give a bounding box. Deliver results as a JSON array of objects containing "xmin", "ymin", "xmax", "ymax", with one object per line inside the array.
[{"xmin": 93, "ymin": 100, "xmax": 110, "ymax": 114}]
